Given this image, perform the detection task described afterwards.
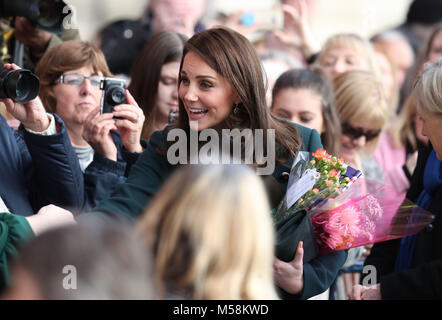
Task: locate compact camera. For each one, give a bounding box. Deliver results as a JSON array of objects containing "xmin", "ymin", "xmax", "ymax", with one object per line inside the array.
[{"xmin": 100, "ymin": 78, "xmax": 127, "ymax": 115}]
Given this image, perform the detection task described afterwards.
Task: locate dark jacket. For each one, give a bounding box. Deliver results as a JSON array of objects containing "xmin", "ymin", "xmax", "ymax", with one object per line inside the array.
[
  {"xmin": 363, "ymin": 145, "xmax": 442, "ymax": 299},
  {"xmin": 86, "ymin": 124, "xmax": 347, "ymax": 300},
  {"xmin": 82, "ymin": 131, "xmax": 140, "ymax": 210},
  {"xmin": 0, "ymin": 114, "xmax": 84, "ymax": 215},
  {"xmin": 0, "ymin": 113, "xmax": 87, "ymax": 291}
]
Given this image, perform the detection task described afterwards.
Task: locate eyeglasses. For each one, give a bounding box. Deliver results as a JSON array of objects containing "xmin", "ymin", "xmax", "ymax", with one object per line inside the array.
[
  {"xmin": 58, "ymin": 73, "xmax": 103, "ymax": 87},
  {"xmin": 341, "ymin": 123, "xmax": 381, "ymax": 142}
]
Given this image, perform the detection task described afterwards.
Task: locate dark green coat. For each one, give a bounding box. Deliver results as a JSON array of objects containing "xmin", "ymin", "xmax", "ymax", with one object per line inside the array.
[
  {"xmin": 0, "ymin": 213, "xmax": 34, "ymax": 291},
  {"xmin": 87, "ymin": 124, "xmax": 347, "ymax": 299}
]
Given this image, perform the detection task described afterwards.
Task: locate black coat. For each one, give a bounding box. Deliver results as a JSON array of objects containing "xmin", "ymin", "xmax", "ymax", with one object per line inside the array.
[{"xmin": 363, "ymin": 145, "xmax": 442, "ymax": 299}]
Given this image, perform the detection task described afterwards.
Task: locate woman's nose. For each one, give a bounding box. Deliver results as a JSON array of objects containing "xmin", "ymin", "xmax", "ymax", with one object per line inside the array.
[
  {"xmin": 354, "ymin": 135, "xmax": 367, "ymax": 148},
  {"xmin": 79, "ymin": 78, "xmax": 94, "ymax": 95},
  {"xmin": 183, "ymin": 86, "xmax": 198, "ymax": 102}
]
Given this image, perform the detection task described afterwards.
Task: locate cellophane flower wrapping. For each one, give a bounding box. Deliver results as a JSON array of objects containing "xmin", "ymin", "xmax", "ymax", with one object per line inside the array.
[
  {"xmin": 273, "ymin": 148, "xmax": 362, "ymax": 224},
  {"xmin": 309, "ymin": 178, "xmax": 435, "ymax": 254},
  {"xmin": 272, "ymin": 148, "xmax": 434, "ymax": 260}
]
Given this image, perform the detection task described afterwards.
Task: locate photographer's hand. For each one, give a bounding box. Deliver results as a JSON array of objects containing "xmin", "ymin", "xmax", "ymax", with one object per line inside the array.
[
  {"xmin": 0, "ymin": 64, "xmax": 50, "ymax": 132},
  {"xmin": 113, "ymin": 90, "xmax": 145, "ymax": 153},
  {"xmin": 82, "ymin": 107, "xmax": 118, "ymax": 161},
  {"xmin": 14, "ymin": 17, "xmax": 52, "ymax": 58}
]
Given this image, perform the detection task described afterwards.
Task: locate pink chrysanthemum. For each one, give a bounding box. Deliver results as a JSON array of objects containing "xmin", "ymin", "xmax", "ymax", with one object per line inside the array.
[{"xmin": 312, "ymin": 204, "xmax": 362, "ymax": 250}]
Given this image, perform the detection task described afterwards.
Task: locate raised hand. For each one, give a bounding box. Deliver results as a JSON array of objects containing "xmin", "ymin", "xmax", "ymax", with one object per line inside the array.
[
  {"xmin": 113, "ymin": 90, "xmax": 144, "ymax": 153},
  {"xmin": 82, "ymin": 106, "xmax": 118, "ymax": 161},
  {"xmin": 0, "ymin": 64, "xmax": 50, "ymax": 132},
  {"xmin": 274, "ymin": 0, "xmax": 320, "ymax": 57}
]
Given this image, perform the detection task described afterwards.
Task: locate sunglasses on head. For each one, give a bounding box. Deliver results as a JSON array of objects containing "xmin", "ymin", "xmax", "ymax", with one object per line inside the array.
[{"xmin": 341, "ymin": 123, "xmax": 381, "ymax": 142}]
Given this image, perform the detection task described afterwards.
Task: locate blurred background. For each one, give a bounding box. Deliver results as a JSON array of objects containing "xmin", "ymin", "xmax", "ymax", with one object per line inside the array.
[{"xmin": 66, "ymin": 0, "xmax": 413, "ymax": 42}]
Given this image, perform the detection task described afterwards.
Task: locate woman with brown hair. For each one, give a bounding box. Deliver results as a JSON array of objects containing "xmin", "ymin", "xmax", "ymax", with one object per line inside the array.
[
  {"xmin": 74, "ymin": 27, "xmax": 347, "ymax": 299},
  {"xmin": 128, "ymin": 31, "xmax": 187, "ymax": 141},
  {"xmin": 270, "ymin": 68, "xmax": 341, "ymax": 156},
  {"xmin": 35, "ymin": 40, "xmax": 145, "ymax": 208}
]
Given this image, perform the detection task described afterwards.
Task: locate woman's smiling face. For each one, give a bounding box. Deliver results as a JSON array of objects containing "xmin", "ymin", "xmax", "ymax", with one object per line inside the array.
[{"xmin": 179, "ymin": 52, "xmax": 237, "ymax": 131}]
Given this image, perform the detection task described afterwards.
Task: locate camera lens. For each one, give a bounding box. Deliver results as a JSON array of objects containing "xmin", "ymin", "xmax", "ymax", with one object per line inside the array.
[
  {"xmin": 110, "ymin": 87, "xmax": 126, "ymax": 105},
  {"xmin": 0, "ymin": 0, "xmax": 69, "ymax": 33},
  {"xmin": 0, "ymin": 67, "xmax": 40, "ymax": 103},
  {"xmin": 38, "ymin": 0, "xmax": 68, "ymax": 32}
]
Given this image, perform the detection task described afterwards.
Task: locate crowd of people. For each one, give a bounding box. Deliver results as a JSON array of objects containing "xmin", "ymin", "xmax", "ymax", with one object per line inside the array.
[{"xmin": 0, "ymin": 0, "xmax": 441, "ymax": 300}]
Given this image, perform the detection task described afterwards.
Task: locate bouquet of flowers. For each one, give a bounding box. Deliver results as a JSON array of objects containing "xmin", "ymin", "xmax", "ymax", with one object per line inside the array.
[
  {"xmin": 273, "ymin": 148, "xmax": 434, "ymax": 263},
  {"xmin": 273, "ymin": 149, "xmax": 362, "ymax": 224},
  {"xmin": 309, "ymin": 178, "xmax": 434, "ymax": 254}
]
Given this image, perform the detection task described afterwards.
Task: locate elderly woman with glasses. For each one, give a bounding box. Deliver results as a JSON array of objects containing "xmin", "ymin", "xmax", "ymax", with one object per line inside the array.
[
  {"xmin": 35, "ymin": 40, "xmax": 145, "ymax": 208},
  {"xmin": 351, "ymin": 58, "xmax": 442, "ymax": 300}
]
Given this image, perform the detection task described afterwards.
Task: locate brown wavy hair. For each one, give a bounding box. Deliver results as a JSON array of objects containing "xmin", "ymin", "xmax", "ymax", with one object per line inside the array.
[{"xmin": 169, "ymin": 27, "xmax": 301, "ymax": 163}]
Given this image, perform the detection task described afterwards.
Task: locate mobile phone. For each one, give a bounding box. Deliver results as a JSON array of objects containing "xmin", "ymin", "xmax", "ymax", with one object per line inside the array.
[{"xmin": 241, "ymin": 9, "xmax": 283, "ymax": 31}]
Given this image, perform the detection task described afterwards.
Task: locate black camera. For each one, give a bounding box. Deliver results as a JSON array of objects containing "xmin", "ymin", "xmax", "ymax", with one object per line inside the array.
[
  {"xmin": 100, "ymin": 78, "xmax": 127, "ymax": 115},
  {"xmin": 0, "ymin": 0, "xmax": 69, "ymax": 33},
  {"xmin": 0, "ymin": 66, "xmax": 39, "ymax": 103}
]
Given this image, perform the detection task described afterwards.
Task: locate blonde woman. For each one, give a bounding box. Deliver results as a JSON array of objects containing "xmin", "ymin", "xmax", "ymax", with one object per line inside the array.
[
  {"xmin": 333, "ymin": 71, "xmax": 388, "ymax": 176},
  {"xmin": 136, "ymin": 164, "xmax": 278, "ymax": 300},
  {"xmin": 330, "ymin": 70, "xmax": 389, "ymax": 299},
  {"xmin": 315, "ymin": 34, "xmax": 381, "ymax": 81}
]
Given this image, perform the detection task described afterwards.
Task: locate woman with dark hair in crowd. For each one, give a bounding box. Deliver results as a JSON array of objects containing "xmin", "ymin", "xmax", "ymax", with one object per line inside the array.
[
  {"xmin": 271, "ymin": 68, "xmax": 341, "ymax": 155},
  {"xmin": 128, "ymin": 31, "xmax": 187, "ymax": 141},
  {"xmin": 70, "ymin": 27, "xmax": 347, "ymax": 300}
]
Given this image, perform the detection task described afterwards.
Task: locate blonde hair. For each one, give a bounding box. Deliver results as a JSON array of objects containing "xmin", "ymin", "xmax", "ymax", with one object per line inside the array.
[
  {"xmin": 389, "ymin": 94, "xmax": 420, "ymax": 150},
  {"xmin": 317, "ymin": 33, "xmax": 382, "ymax": 81},
  {"xmin": 414, "ymin": 57, "xmax": 442, "ymax": 115},
  {"xmin": 333, "ymin": 71, "xmax": 388, "ymax": 157},
  {"xmin": 136, "ymin": 164, "xmax": 277, "ymax": 300}
]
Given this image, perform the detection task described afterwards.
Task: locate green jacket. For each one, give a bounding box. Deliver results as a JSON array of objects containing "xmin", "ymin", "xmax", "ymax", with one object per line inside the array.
[
  {"xmin": 90, "ymin": 124, "xmax": 323, "ymax": 220},
  {"xmin": 84, "ymin": 124, "xmax": 347, "ymax": 299},
  {"xmin": 0, "ymin": 213, "xmax": 34, "ymax": 291}
]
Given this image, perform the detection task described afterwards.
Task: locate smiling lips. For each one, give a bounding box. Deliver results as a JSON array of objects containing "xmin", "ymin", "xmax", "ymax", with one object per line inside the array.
[{"xmin": 188, "ymin": 107, "xmax": 209, "ymax": 120}]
